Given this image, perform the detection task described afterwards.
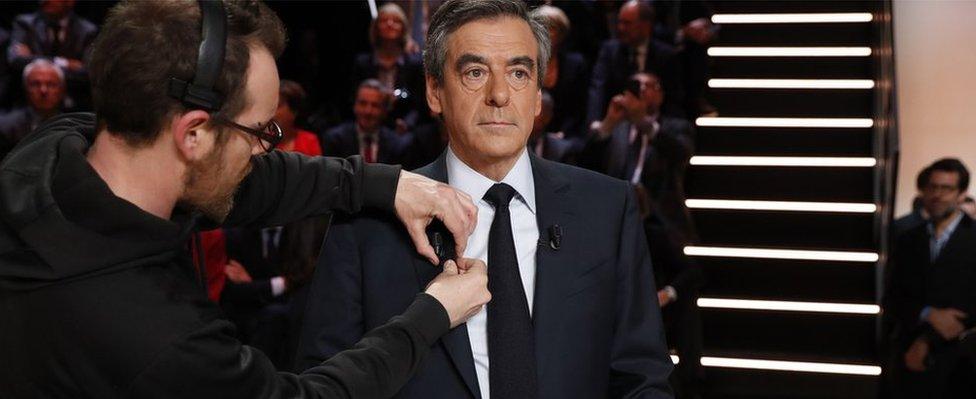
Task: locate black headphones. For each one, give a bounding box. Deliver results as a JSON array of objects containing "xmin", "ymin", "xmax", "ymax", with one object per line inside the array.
[{"xmin": 167, "ymin": 0, "xmax": 227, "ymax": 112}]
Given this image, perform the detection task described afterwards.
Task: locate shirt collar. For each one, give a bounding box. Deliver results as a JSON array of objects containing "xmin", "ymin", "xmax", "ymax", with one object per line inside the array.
[
  {"xmin": 927, "ymin": 210, "xmax": 965, "ymax": 241},
  {"xmin": 446, "ymin": 146, "xmax": 536, "ymax": 214}
]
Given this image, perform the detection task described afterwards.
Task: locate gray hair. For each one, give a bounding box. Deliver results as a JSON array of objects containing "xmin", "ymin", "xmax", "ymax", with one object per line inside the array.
[
  {"xmin": 356, "ymin": 78, "xmax": 392, "ymax": 108},
  {"xmin": 423, "ymin": 0, "xmax": 551, "ymax": 86},
  {"xmin": 22, "ymin": 58, "xmax": 65, "ymax": 85}
]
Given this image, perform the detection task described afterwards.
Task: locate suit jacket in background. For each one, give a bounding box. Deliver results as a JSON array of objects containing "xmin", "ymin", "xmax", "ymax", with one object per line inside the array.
[
  {"xmin": 545, "ymin": 51, "xmax": 590, "ymax": 138},
  {"xmin": 530, "ymin": 133, "xmax": 584, "ymax": 166},
  {"xmin": 318, "ymin": 121, "xmax": 413, "ymax": 165},
  {"xmin": 886, "ymin": 215, "xmax": 976, "ymax": 352},
  {"xmin": 0, "ymin": 107, "xmax": 42, "ymax": 152},
  {"xmin": 6, "ymin": 12, "xmax": 97, "ymax": 78},
  {"xmin": 298, "ymin": 152, "xmax": 674, "ymax": 398},
  {"xmin": 587, "ymin": 39, "xmax": 685, "ymax": 124},
  {"xmin": 350, "ymin": 51, "xmax": 428, "ymax": 130}
]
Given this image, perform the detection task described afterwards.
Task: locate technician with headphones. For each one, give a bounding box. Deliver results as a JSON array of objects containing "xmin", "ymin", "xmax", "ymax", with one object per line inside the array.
[{"xmin": 0, "ymin": 1, "xmax": 488, "ymax": 398}]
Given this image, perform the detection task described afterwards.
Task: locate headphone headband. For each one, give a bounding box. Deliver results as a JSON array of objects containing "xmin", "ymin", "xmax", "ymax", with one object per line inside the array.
[{"xmin": 167, "ymin": 0, "xmax": 227, "ymax": 112}]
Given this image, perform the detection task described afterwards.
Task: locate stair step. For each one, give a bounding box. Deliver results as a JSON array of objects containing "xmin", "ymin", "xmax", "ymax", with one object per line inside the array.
[
  {"xmin": 712, "ymin": 56, "xmax": 873, "ymax": 79},
  {"xmin": 718, "ymin": 23, "xmax": 872, "ymax": 46},
  {"xmin": 686, "ymin": 166, "xmax": 875, "ymax": 202},
  {"xmin": 691, "ymin": 210, "xmax": 875, "ymax": 250},
  {"xmin": 696, "ymin": 126, "xmax": 874, "ymax": 156},
  {"xmin": 709, "ymin": 88, "xmax": 874, "ymax": 118},
  {"xmin": 696, "ymin": 257, "xmax": 877, "ymax": 303}
]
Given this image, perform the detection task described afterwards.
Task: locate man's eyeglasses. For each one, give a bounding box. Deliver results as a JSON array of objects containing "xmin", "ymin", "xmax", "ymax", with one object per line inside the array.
[{"xmin": 212, "ymin": 115, "xmax": 283, "ymax": 153}]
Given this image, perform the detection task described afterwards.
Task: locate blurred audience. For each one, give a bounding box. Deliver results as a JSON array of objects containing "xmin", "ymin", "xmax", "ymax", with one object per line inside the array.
[
  {"xmin": 275, "ymin": 80, "xmax": 322, "ymax": 156},
  {"xmin": 320, "ymin": 79, "xmax": 413, "ymax": 165},
  {"xmin": 587, "ymin": 0, "xmax": 683, "ymax": 126},
  {"xmin": 0, "ymin": 27, "xmax": 10, "ymax": 108},
  {"xmin": 653, "ymin": 0, "xmax": 718, "ymax": 117},
  {"xmin": 582, "ymin": 70, "xmax": 701, "ymax": 397},
  {"xmin": 0, "ymin": 59, "xmax": 66, "ymax": 159},
  {"xmin": 529, "ymin": 91, "xmax": 583, "ymax": 164},
  {"xmin": 387, "ymin": 0, "xmax": 445, "ymax": 51},
  {"xmin": 351, "ymin": 3, "xmax": 427, "ymax": 134},
  {"xmin": 7, "ymin": 0, "xmax": 97, "ymax": 109},
  {"xmin": 885, "ymin": 158, "xmax": 976, "ymax": 398},
  {"xmin": 532, "ymin": 5, "xmax": 590, "ymax": 138}
]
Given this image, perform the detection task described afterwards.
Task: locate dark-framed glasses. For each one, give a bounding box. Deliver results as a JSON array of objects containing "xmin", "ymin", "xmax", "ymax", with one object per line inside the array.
[{"xmin": 212, "ymin": 115, "xmax": 283, "ymax": 153}]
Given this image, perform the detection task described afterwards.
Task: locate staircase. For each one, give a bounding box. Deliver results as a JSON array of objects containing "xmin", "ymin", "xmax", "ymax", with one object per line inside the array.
[{"xmin": 683, "ymin": 1, "xmax": 898, "ymax": 398}]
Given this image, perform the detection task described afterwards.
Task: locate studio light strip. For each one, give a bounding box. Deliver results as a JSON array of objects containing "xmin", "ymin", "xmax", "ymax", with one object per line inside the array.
[
  {"xmin": 689, "ymin": 156, "xmax": 877, "ymax": 167},
  {"xmin": 671, "ymin": 355, "xmax": 881, "ymax": 376},
  {"xmin": 696, "ymin": 117, "xmax": 874, "ymax": 128},
  {"xmin": 698, "ymin": 297, "xmax": 880, "ymax": 315},
  {"xmin": 685, "ymin": 199, "xmax": 877, "ymax": 213},
  {"xmin": 708, "ymin": 47, "xmax": 872, "ymax": 57},
  {"xmin": 708, "ymin": 79, "xmax": 875, "ymax": 89},
  {"xmin": 712, "ymin": 13, "xmax": 874, "ymax": 24},
  {"xmin": 683, "ymin": 246, "xmax": 879, "ymax": 263}
]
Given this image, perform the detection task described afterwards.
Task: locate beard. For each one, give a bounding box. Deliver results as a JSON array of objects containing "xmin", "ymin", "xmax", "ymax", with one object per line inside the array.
[{"xmin": 179, "ymin": 143, "xmax": 246, "ymax": 223}]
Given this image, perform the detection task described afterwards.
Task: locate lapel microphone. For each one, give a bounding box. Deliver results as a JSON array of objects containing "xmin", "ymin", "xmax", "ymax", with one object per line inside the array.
[{"xmin": 538, "ymin": 224, "xmax": 562, "ymax": 250}]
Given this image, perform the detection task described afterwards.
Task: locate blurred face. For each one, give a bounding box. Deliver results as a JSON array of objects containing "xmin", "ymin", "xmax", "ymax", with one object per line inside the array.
[
  {"xmin": 41, "ymin": 0, "xmax": 74, "ymax": 19},
  {"xmin": 531, "ymin": 101, "xmax": 553, "ymax": 138},
  {"xmin": 427, "ymin": 16, "xmax": 542, "ymax": 165},
  {"xmin": 25, "ymin": 67, "xmax": 65, "ymax": 113},
  {"xmin": 636, "ymin": 74, "xmax": 664, "ymax": 112},
  {"xmin": 274, "ymin": 95, "xmax": 296, "ymax": 132},
  {"xmin": 617, "ymin": 3, "xmax": 651, "ymax": 46},
  {"xmin": 183, "ymin": 45, "xmax": 279, "ymax": 222},
  {"xmin": 377, "ymin": 12, "xmax": 405, "ymax": 43},
  {"xmin": 921, "ymin": 170, "xmax": 966, "ymax": 221},
  {"xmin": 353, "ymin": 87, "xmax": 388, "ymax": 133}
]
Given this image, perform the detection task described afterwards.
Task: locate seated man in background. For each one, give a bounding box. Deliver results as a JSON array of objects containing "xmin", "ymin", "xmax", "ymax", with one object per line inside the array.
[
  {"xmin": 0, "ymin": 58, "xmax": 66, "ymax": 159},
  {"xmin": 885, "ymin": 158, "xmax": 976, "ymax": 398},
  {"xmin": 319, "ymin": 78, "xmax": 413, "ymax": 164},
  {"xmin": 298, "ymin": 1, "xmax": 673, "ymax": 397},
  {"xmin": 528, "ymin": 90, "xmax": 583, "ymax": 165}
]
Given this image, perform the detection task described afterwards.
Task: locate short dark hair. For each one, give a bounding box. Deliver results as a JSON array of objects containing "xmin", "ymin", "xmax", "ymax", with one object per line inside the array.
[
  {"xmin": 424, "ymin": 0, "xmax": 551, "ymax": 85},
  {"xmin": 278, "ymin": 79, "xmax": 307, "ymax": 113},
  {"xmin": 89, "ymin": 0, "xmax": 286, "ymax": 147},
  {"xmin": 919, "ymin": 157, "xmax": 970, "ymax": 192}
]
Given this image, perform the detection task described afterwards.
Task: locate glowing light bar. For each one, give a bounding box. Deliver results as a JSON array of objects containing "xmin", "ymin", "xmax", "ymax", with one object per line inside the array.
[
  {"xmin": 708, "ymin": 79, "xmax": 875, "ymax": 89},
  {"xmin": 712, "ymin": 13, "xmax": 873, "ymax": 24},
  {"xmin": 683, "ymin": 246, "xmax": 879, "ymax": 262},
  {"xmin": 698, "ymin": 297, "xmax": 880, "ymax": 315},
  {"xmin": 696, "ymin": 117, "xmax": 874, "ymax": 128},
  {"xmin": 708, "ymin": 47, "xmax": 872, "ymax": 57},
  {"xmin": 689, "ymin": 156, "xmax": 877, "ymax": 167},
  {"xmin": 686, "ymin": 199, "xmax": 877, "ymax": 213},
  {"xmin": 670, "ymin": 355, "xmax": 880, "ymax": 375}
]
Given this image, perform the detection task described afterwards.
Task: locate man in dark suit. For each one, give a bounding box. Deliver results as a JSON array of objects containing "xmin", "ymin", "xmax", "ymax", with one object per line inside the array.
[
  {"xmin": 7, "ymin": 0, "xmax": 97, "ymax": 108},
  {"xmin": 885, "ymin": 158, "xmax": 976, "ymax": 398},
  {"xmin": 587, "ymin": 0, "xmax": 684, "ymax": 126},
  {"xmin": 582, "ymin": 70, "xmax": 702, "ymax": 398},
  {"xmin": 298, "ymin": 1, "xmax": 674, "ymax": 398},
  {"xmin": 528, "ymin": 91, "xmax": 583, "ymax": 165},
  {"xmin": 0, "ymin": 58, "xmax": 65, "ymax": 159},
  {"xmin": 319, "ymin": 79, "xmax": 413, "ymax": 165}
]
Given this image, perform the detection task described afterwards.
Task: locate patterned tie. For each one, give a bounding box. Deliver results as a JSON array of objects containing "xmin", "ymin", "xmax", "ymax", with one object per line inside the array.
[{"xmin": 483, "ymin": 183, "xmax": 537, "ymax": 399}]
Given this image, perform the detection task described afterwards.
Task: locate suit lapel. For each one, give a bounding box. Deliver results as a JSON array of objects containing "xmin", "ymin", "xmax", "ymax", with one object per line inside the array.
[
  {"xmin": 528, "ymin": 154, "xmax": 577, "ymax": 384},
  {"xmin": 412, "ymin": 153, "xmax": 482, "ymax": 398}
]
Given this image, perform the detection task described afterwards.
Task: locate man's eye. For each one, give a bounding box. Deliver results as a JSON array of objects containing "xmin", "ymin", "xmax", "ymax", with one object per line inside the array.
[{"xmin": 466, "ymin": 69, "xmax": 485, "ymax": 78}]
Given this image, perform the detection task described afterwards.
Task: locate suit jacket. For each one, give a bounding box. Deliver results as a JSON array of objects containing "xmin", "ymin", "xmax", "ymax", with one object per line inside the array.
[
  {"xmin": 298, "ymin": 152, "xmax": 674, "ymax": 398},
  {"xmin": 587, "ymin": 39, "xmax": 684, "ymax": 124},
  {"xmin": 351, "ymin": 52, "xmax": 428, "ymax": 130},
  {"xmin": 0, "ymin": 107, "xmax": 41, "ymax": 149},
  {"xmin": 319, "ymin": 122, "xmax": 413, "ymax": 165},
  {"xmin": 545, "ymin": 51, "xmax": 591, "ymax": 138},
  {"xmin": 7, "ymin": 12, "xmax": 97, "ymax": 77},
  {"xmin": 530, "ymin": 133, "xmax": 585, "ymax": 165},
  {"xmin": 886, "ymin": 215, "xmax": 976, "ymax": 353}
]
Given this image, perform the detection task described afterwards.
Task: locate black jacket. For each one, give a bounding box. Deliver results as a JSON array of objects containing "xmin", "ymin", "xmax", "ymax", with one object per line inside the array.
[{"xmin": 0, "ymin": 113, "xmax": 451, "ymax": 398}]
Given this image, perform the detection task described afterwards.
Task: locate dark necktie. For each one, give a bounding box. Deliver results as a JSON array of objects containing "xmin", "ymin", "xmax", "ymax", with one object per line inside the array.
[{"xmin": 483, "ymin": 183, "xmax": 537, "ymax": 399}]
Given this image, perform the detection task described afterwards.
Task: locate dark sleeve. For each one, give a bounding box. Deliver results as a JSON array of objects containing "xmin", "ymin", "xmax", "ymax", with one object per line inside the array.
[
  {"xmin": 884, "ymin": 233, "xmax": 938, "ymax": 349},
  {"xmin": 296, "ymin": 219, "xmax": 366, "ymax": 371},
  {"xmin": 126, "ymin": 293, "xmax": 449, "ymax": 399},
  {"xmin": 587, "ymin": 42, "xmax": 613, "ymax": 125},
  {"xmin": 7, "ymin": 17, "xmax": 40, "ymax": 71},
  {"xmin": 220, "ymin": 278, "xmax": 274, "ymax": 305},
  {"xmin": 657, "ymin": 49, "xmax": 685, "ymax": 119},
  {"xmin": 221, "ymin": 150, "xmax": 399, "ymax": 229},
  {"xmin": 609, "ymin": 186, "xmax": 675, "ymax": 398}
]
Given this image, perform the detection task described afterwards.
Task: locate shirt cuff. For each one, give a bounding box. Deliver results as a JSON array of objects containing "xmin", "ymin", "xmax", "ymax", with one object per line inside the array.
[
  {"xmin": 270, "ymin": 276, "xmax": 286, "ymax": 297},
  {"xmin": 399, "ymin": 293, "xmax": 451, "ymax": 347},
  {"xmin": 362, "ymin": 162, "xmax": 401, "ymax": 212},
  {"xmin": 664, "ymin": 285, "xmax": 678, "ymax": 302}
]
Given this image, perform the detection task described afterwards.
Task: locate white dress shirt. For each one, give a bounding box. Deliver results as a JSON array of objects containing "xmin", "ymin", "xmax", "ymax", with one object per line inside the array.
[{"xmin": 446, "ymin": 147, "xmax": 539, "ymax": 399}]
